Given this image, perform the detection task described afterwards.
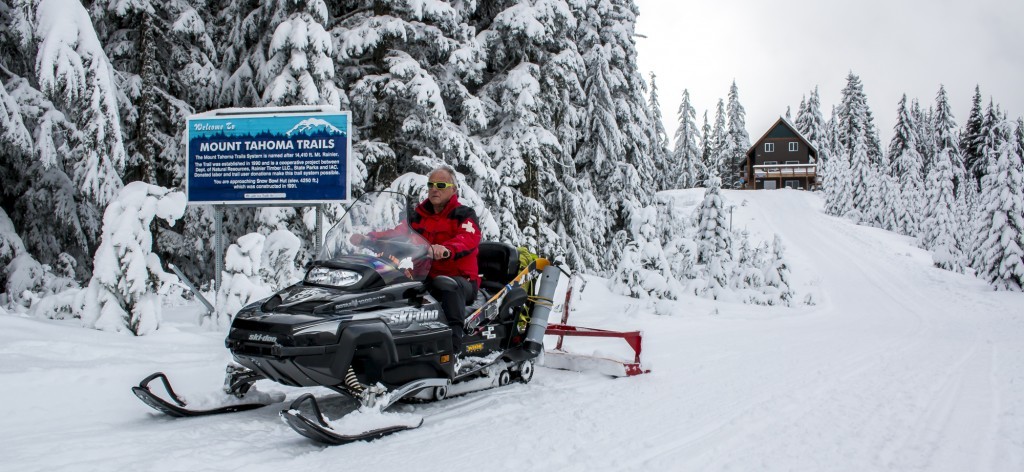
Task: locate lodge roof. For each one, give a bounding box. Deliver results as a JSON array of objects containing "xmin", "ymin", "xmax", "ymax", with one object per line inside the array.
[{"xmin": 744, "ymin": 116, "xmax": 818, "ymax": 160}]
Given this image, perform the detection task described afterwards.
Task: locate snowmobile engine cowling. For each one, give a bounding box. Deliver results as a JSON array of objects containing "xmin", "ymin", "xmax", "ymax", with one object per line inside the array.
[{"xmin": 523, "ymin": 264, "xmax": 560, "ymax": 355}]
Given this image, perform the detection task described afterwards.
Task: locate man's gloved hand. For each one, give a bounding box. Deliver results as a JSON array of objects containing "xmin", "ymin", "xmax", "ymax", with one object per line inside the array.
[{"xmin": 430, "ymin": 244, "xmax": 450, "ymax": 259}]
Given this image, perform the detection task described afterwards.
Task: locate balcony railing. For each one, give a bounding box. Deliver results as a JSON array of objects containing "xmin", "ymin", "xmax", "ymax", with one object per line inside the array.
[{"xmin": 752, "ymin": 163, "xmax": 817, "ymax": 178}]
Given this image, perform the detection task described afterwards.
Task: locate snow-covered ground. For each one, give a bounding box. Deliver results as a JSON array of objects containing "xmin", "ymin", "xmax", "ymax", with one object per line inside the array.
[{"xmin": 2, "ymin": 189, "xmax": 1023, "ymax": 472}]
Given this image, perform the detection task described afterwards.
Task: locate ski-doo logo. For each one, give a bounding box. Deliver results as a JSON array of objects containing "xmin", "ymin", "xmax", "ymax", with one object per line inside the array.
[
  {"xmin": 248, "ymin": 333, "xmax": 278, "ymax": 343},
  {"xmin": 383, "ymin": 308, "xmax": 440, "ymax": 325}
]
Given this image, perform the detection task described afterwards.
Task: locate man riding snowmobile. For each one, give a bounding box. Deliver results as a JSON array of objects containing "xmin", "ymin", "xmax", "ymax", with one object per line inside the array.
[{"xmin": 350, "ymin": 165, "xmax": 480, "ymax": 352}]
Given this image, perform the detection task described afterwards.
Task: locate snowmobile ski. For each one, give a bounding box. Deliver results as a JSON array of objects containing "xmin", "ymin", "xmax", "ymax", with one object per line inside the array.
[
  {"xmin": 280, "ymin": 393, "xmax": 424, "ymax": 445},
  {"xmin": 132, "ymin": 372, "xmax": 271, "ymax": 417}
]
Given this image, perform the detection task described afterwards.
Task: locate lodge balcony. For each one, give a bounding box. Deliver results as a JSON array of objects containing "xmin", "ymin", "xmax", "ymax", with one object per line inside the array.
[{"xmin": 752, "ymin": 163, "xmax": 818, "ymax": 179}]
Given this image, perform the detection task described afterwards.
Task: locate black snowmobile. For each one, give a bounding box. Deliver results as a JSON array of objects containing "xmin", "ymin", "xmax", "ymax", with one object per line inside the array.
[{"xmin": 133, "ymin": 191, "xmax": 561, "ymax": 444}]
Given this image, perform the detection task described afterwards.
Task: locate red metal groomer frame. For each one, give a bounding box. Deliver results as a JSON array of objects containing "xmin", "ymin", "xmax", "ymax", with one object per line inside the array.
[{"xmin": 543, "ymin": 274, "xmax": 650, "ymax": 377}]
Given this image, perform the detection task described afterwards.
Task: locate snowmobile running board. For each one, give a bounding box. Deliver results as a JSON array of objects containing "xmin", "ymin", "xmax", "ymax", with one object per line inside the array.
[{"xmin": 132, "ymin": 372, "xmax": 272, "ymax": 417}]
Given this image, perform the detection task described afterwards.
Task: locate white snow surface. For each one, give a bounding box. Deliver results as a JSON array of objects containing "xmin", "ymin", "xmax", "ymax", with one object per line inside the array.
[{"xmin": 2, "ymin": 190, "xmax": 1024, "ymax": 471}]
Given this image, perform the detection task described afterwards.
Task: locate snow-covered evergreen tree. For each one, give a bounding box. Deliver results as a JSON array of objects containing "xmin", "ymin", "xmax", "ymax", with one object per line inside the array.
[
  {"xmin": 0, "ymin": 207, "xmax": 26, "ymax": 294},
  {"xmin": 610, "ymin": 205, "xmax": 679, "ymax": 299},
  {"xmin": 933, "ymin": 85, "xmax": 965, "ymax": 192},
  {"xmin": 721, "ymin": 81, "xmax": 750, "ymax": 188},
  {"xmin": 262, "ymin": 0, "xmax": 340, "ymax": 108},
  {"xmin": 707, "ymin": 99, "xmax": 727, "ymax": 178},
  {"xmin": 914, "ymin": 99, "xmax": 937, "ymax": 177},
  {"xmin": 1016, "ymin": 117, "xmax": 1024, "ymax": 159},
  {"xmin": 671, "ymin": 88, "xmax": 703, "ymax": 189},
  {"xmin": 32, "ymin": 0, "xmax": 127, "ymax": 209},
  {"xmin": 695, "ymin": 176, "xmax": 731, "ymax": 264},
  {"xmin": 877, "ymin": 172, "xmax": 900, "ymax": 232},
  {"xmin": 847, "ymin": 126, "xmax": 874, "ymax": 223},
  {"xmin": 823, "ymin": 149, "xmax": 854, "ymax": 218},
  {"xmin": 920, "ymin": 148, "xmax": 964, "ymax": 272},
  {"xmin": 731, "ymin": 231, "xmax": 764, "ymax": 293},
  {"xmin": 78, "ymin": 182, "xmax": 185, "ymax": 335},
  {"xmin": 957, "ymin": 177, "xmax": 980, "ymax": 265},
  {"xmin": 573, "ymin": 42, "xmax": 619, "ymax": 268},
  {"xmin": 260, "ymin": 229, "xmax": 301, "ymax": 290},
  {"xmin": 973, "ymin": 121, "xmax": 1024, "ymax": 291},
  {"xmin": 647, "ymin": 72, "xmax": 671, "ymax": 190},
  {"xmin": 975, "ymin": 100, "xmax": 1008, "ymax": 188},
  {"xmin": 836, "ymin": 72, "xmax": 883, "ymax": 166},
  {"xmin": 888, "ymin": 94, "xmax": 919, "ymax": 171},
  {"xmin": 0, "ymin": 0, "xmax": 125, "ymax": 278},
  {"xmin": 213, "ymin": 232, "xmax": 273, "ymax": 328},
  {"xmin": 698, "ymin": 110, "xmax": 714, "ymax": 182},
  {"xmin": 961, "ymin": 85, "xmax": 985, "ymax": 185},
  {"xmin": 889, "ymin": 94, "xmax": 924, "ymax": 235},
  {"xmin": 794, "ymin": 86, "xmax": 826, "ymax": 158},
  {"xmin": 763, "ymin": 234, "xmax": 794, "ymax": 306}
]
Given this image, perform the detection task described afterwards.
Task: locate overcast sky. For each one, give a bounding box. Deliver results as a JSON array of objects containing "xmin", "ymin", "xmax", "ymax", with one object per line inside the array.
[{"xmin": 634, "ymin": 0, "xmax": 1024, "ymax": 147}]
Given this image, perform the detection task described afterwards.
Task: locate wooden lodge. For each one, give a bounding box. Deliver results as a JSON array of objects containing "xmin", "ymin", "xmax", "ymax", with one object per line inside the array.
[{"xmin": 740, "ymin": 117, "xmax": 819, "ymax": 190}]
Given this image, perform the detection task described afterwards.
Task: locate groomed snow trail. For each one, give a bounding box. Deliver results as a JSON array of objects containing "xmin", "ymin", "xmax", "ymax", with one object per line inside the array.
[{"xmin": 1, "ymin": 190, "xmax": 1022, "ymax": 472}]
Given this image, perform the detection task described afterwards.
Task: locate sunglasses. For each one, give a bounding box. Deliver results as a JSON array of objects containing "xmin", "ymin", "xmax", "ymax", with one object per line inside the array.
[{"xmin": 427, "ymin": 181, "xmax": 455, "ymax": 189}]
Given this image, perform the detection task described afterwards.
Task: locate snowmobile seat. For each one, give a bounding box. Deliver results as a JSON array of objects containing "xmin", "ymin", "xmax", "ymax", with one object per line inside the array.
[{"xmin": 477, "ymin": 241, "xmax": 519, "ymax": 293}]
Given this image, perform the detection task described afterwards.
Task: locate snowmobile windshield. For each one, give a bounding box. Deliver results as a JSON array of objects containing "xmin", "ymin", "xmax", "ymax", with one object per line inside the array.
[{"xmin": 319, "ymin": 191, "xmax": 431, "ymax": 282}]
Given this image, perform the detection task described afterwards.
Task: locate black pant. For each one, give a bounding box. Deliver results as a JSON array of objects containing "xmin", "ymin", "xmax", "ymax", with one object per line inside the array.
[{"xmin": 429, "ymin": 276, "xmax": 475, "ymax": 350}]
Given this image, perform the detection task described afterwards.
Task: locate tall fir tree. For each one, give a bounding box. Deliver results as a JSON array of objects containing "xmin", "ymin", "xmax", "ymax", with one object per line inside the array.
[
  {"xmin": 695, "ymin": 176, "xmax": 731, "ymax": 265},
  {"xmin": 973, "ymin": 120, "xmax": 1024, "ymax": 291},
  {"xmin": 975, "ymin": 100, "xmax": 1008, "ymax": 186},
  {"xmin": 671, "ymin": 89, "xmax": 702, "ymax": 189},
  {"xmin": 699, "ymin": 109, "xmax": 715, "ymax": 182},
  {"xmin": 889, "ymin": 95, "xmax": 925, "ymax": 236},
  {"xmin": 823, "ymin": 148, "xmax": 854, "ymax": 218},
  {"xmin": 913, "ymin": 100, "xmax": 937, "ymax": 177},
  {"xmin": 961, "ymin": 85, "xmax": 985, "ymax": 185},
  {"xmin": 708, "ymin": 98, "xmax": 727, "ymax": 178},
  {"xmin": 722, "ymin": 80, "xmax": 750, "ymax": 189},
  {"xmin": 836, "ymin": 72, "xmax": 883, "ymax": 166},
  {"xmin": 262, "ymin": 0, "xmax": 340, "ymax": 108},
  {"xmin": 647, "ymin": 72, "xmax": 671, "ymax": 190},
  {"xmin": 847, "ymin": 126, "xmax": 874, "ymax": 223},
  {"xmin": 920, "ymin": 148, "xmax": 964, "ymax": 272},
  {"xmin": 794, "ymin": 86, "xmax": 826, "ymax": 159},
  {"xmin": 933, "ymin": 85, "xmax": 966, "ymax": 193},
  {"xmin": 1016, "ymin": 117, "xmax": 1024, "ymax": 160},
  {"xmin": 0, "ymin": 0, "xmax": 125, "ymax": 278}
]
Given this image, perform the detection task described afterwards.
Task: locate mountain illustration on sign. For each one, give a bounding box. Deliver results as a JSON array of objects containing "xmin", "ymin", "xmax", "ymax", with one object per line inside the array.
[{"xmin": 286, "ymin": 118, "xmax": 344, "ymax": 137}]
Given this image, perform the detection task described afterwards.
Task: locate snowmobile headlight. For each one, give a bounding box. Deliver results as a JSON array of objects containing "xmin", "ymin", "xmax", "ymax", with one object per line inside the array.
[{"xmin": 305, "ymin": 267, "xmax": 363, "ymax": 287}]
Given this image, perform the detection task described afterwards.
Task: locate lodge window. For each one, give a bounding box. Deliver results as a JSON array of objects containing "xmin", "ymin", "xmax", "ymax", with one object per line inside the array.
[
  {"xmin": 763, "ymin": 161, "xmax": 778, "ymax": 165},
  {"xmin": 785, "ymin": 160, "xmax": 799, "ymax": 165},
  {"xmin": 784, "ymin": 180, "xmax": 800, "ymax": 189},
  {"xmin": 789, "ymin": 142, "xmax": 798, "ymax": 152},
  {"xmin": 765, "ymin": 143, "xmax": 775, "ymax": 152}
]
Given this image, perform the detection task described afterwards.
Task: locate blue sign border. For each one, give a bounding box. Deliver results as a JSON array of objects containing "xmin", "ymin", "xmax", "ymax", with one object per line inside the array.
[{"xmin": 185, "ymin": 107, "xmax": 352, "ymax": 205}]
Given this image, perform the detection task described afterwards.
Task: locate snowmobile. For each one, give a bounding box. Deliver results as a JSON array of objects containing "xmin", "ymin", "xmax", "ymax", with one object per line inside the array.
[{"xmin": 133, "ymin": 191, "xmax": 561, "ymax": 444}]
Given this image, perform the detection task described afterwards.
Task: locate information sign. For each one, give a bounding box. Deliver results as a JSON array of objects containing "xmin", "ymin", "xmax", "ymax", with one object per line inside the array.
[{"xmin": 186, "ymin": 107, "xmax": 351, "ymax": 205}]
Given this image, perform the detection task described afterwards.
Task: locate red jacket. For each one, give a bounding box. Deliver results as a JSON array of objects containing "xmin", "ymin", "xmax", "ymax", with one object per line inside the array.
[{"xmin": 371, "ymin": 195, "xmax": 481, "ymax": 286}]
